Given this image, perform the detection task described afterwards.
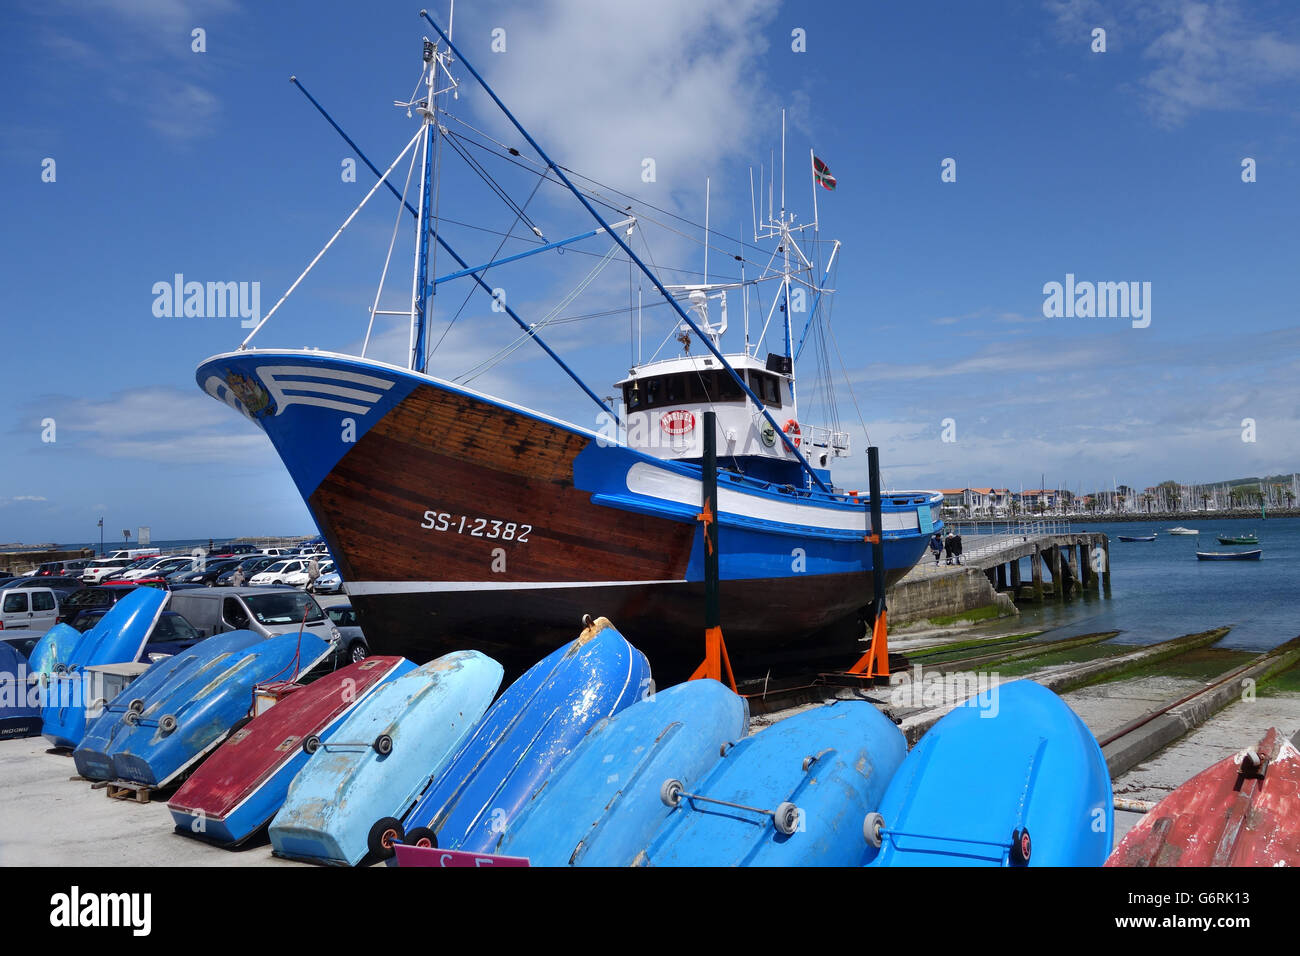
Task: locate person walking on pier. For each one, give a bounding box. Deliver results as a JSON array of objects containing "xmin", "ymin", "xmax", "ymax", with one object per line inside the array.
[
  {"xmin": 929, "ymin": 532, "xmax": 943, "ymax": 565},
  {"xmin": 952, "ymin": 532, "xmax": 964, "ymax": 566},
  {"xmin": 307, "ymin": 555, "xmax": 320, "ymax": 591},
  {"xmin": 944, "ymin": 533, "xmax": 955, "ymax": 565}
]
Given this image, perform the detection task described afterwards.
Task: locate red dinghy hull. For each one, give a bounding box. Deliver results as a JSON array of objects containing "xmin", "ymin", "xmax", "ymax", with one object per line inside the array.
[{"xmin": 1106, "ymin": 727, "xmax": 1300, "ymax": 867}]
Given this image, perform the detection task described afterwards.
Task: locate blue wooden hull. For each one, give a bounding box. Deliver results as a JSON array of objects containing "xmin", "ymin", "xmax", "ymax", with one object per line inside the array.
[
  {"xmin": 0, "ymin": 641, "xmax": 41, "ymax": 740},
  {"xmin": 106, "ymin": 631, "xmax": 332, "ymax": 788},
  {"xmin": 639, "ymin": 699, "xmax": 907, "ymax": 866},
  {"xmin": 868, "ymin": 680, "xmax": 1112, "ymax": 867},
  {"xmin": 269, "ymin": 650, "xmax": 503, "ymax": 866},
  {"xmin": 497, "ymin": 679, "xmax": 748, "ymax": 866},
  {"xmin": 399, "ymin": 619, "xmax": 651, "ymax": 853},
  {"xmin": 41, "ymin": 588, "xmax": 168, "ymax": 749},
  {"xmin": 73, "ymin": 631, "xmax": 264, "ymax": 780}
]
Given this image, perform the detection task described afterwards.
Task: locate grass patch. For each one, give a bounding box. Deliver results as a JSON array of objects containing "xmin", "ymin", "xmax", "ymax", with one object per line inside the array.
[
  {"xmin": 1260, "ymin": 664, "xmax": 1300, "ymax": 696},
  {"xmin": 995, "ymin": 642, "xmax": 1132, "ymax": 678},
  {"xmin": 924, "ymin": 605, "xmax": 1005, "ymax": 628},
  {"xmin": 1089, "ymin": 647, "xmax": 1258, "ymax": 686},
  {"xmin": 908, "ymin": 631, "xmax": 1043, "ymax": 661}
]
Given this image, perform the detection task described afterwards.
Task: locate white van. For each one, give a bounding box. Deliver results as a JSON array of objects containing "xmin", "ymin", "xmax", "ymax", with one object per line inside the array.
[
  {"xmin": 106, "ymin": 548, "xmax": 162, "ymax": 561},
  {"xmin": 0, "ymin": 587, "xmax": 60, "ymax": 635}
]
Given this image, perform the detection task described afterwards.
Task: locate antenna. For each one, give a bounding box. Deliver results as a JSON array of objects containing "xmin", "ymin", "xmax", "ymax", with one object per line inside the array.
[
  {"xmin": 704, "ymin": 177, "xmax": 710, "ymax": 285},
  {"xmin": 749, "ymin": 166, "xmax": 758, "ymax": 242},
  {"xmin": 780, "ymin": 108, "xmax": 786, "ymax": 221}
]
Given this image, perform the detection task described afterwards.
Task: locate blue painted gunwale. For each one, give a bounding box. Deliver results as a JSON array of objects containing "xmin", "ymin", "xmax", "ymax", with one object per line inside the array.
[
  {"xmin": 496, "ymin": 678, "xmax": 749, "ymax": 866},
  {"xmin": 0, "ymin": 641, "xmax": 42, "ymax": 739},
  {"xmin": 868, "ymin": 680, "xmax": 1113, "ymax": 867},
  {"xmin": 268, "ymin": 650, "xmax": 503, "ymax": 867},
  {"xmin": 106, "ymin": 631, "xmax": 333, "ymax": 788},
  {"xmin": 398, "ymin": 619, "xmax": 652, "ymax": 853},
  {"xmin": 73, "ymin": 630, "xmax": 264, "ymax": 780},
  {"xmin": 639, "ymin": 700, "xmax": 908, "ymax": 866},
  {"xmin": 41, "ymin": 588, "xmax": 169, "ymax": 749},
  {"xmin": 167, "ymin": 656, "xmax": 415, "ymax": 846}
]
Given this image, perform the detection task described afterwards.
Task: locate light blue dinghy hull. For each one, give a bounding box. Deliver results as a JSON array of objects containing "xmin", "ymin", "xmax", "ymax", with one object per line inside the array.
[
  {"xmin": 27, "ymin": 623, "xmax": 80, "ymax": 681},
  {"xmin": 41, "ymin": 588, "xmax": 168, "ymax": 749},
  {"xmin": 868, "ymin": 680, "xmax": 1113, "ymax": 867},
  {"xmin": 399, "ymin": 618, "xmax": 651, "ymax": 854},
  {"xmin": 269, "ymin": 650, "xmax": 503, "ymax": 867},
  {"xmin": 106, "ymin": 631, "xmax": 332, "ymax": 789},
  {"xmin": 639, "ymin": 700, "xmax": 907, "ymax": 866},
  {"xmin": 73, "ymin": 631, "xmax": 264, "ymax": 781},
  {"xmin": 497, "ymin": 678, "xmax": 748, "ymax": 866}
]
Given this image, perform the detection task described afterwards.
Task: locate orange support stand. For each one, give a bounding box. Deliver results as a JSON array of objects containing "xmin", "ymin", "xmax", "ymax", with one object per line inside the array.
[
  {"xmin": 689, "ymin": 625, "xmax": 738, "ymax": 692},
  {"xmin": 689, "ymin": 411, "xmax": 737, "ymax": 693},
  {"xmin": 846, "ymin": 607, "xmax": 889, "ymax": 679}
]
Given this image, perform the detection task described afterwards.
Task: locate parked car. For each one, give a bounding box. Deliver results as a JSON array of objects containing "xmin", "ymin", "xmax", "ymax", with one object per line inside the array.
[
  {"xmin": 210, "ymin": 544, "xmax": 262, "ymax": 557},
  {"xmin": 114, "ymin": 555, "xmax": 195, "ymax": 582},
  {"xmin": 2, "ymin": 632, "xmax": 42, "ymax": 658},
  {"xmin": 168, "ymin": 559, "xmax": 242, "ymax": 587},
  {"xmin": 323, "ymin": 604, "xmax": 369, "ymax": 665},
  {"xmin": 215, "ymin": 556, "xmax": 279, "ymax": 586},
  {"xmin": 70, "ymin": 609, "xmax": 203, "ymax": 660},
  {"xmin": 56, "ymin": 583, "xmax": 139, "ymax": 628},
  {"xmin": 309, "ymin": 567, "xmax": 344, "ymax": 594},
  {"xmin": 1, "ymin": 575, "xmax": 84, "ymax": 593},
  {"xmin": 283, "ymin": 559, "xmax": 335, "ymax": 589},
  {"xmin": 105, "ymin": 548, "xmax": 161, "ymax": 561},
  {"xmin": 81, "ymin": 557, "xmax": 137, "ymax": 583},
  {"xmin": 34, "ymin": 559, "xmax": 92, "ymax": 577},
  {"xmin": 249, "ymin": 559, "xmax": 309, "ymax": 586},
  {"xmin": 0, "ymin": 586, "xmax": 60, "ymax": 635},
  {"xmin": 166, "ymin": 587, "xmax": 340, "ymax": 647}
]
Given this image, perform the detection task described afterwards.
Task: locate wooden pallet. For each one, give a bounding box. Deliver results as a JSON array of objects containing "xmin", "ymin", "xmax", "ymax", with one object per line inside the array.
[{"xmin": 98, "ymin": 780, "xmax": 156, "ymax": 804}]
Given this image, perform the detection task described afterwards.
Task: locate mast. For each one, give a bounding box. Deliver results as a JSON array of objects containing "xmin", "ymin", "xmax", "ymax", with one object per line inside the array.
[{"xmin": 409, "ymin": 39, "xmax": 438, "ymax": 374}]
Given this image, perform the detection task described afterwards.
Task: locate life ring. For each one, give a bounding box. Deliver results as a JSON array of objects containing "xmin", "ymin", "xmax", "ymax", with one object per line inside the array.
[{"xmin": 783, "ymin": 419, "xmax": 802, "ymax": 447}]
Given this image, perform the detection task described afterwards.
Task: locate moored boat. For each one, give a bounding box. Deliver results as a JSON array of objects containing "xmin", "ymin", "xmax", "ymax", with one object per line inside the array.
[
  {"xmin": 867, "ymin": 680, "xmax": 1112, "ymax": 867},
  {"xmin": 637, "ymin": 699, "xmax": 906, "ymax": 866},
  {"xmin": 1167, "ymin": 527, "xmax": 1197, "ymax": 535},
  {"xmin": 1106, "ymin": 727, "xmax": 1300, "ymax": 867},
  {"xmin": 168, "ymin": 655, "xmax": 412, "ymax": 846},
  {"xmin": 1216, "ymin": 533, "xmax": 1258, "ymax": 545},
  {"xmin": 268, "ymin": 650, "xmax": 502, "ymax": 866},
  {"xmin": 1196, "ymin": 549, "xmax": 1262, "ymax": 561},
  {"xmin": 1116, "ymin": 534, "xmax": 1156, "ymax": 542}
]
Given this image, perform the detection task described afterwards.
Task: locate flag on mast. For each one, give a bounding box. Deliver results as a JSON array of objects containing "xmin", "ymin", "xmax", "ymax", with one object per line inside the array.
[{"xmin": 813, "ymin": 156, "xmax": 836, "ymax": 191}]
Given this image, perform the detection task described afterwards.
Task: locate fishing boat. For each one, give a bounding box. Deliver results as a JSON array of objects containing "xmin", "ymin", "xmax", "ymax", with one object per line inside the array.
[
  {"xmin": 1216, "ymin": 533, "xmax": 1258, "ymax": 545},
  {"xmin": 495, "ymin": 678, "xmax": 748, "ymax": 867},
  {"xmin": 1196, "ymin": 549, "xmax": 1262, "ymax": 561},
  {"xmin": 168, "ymin": 656, "xmax": 412, "ymax": 846},
  {"xmin": 73, "ymin": 630, "xmax": 264, "ymax": 780},
  {"xmin": 1116, "ymin": 534, "xmax": 1156, "ymax": 542},
  {"xmin": 41, "ymin": 587, "xmax": 167, "ymax": 749},
  {"xmin": 867, "ymin": 680, "xmax": 1112, "ymax": 867},
  {"xmin": 1106, "ymin": 727, "xmax": 1300, "ymax": 867},
  {"xmin": 0, "ymin": 641, "xmax": 41, "ymax": 739},
  {"xmin": 194, "ymin": 11, "xmax": 941, "ymax": 680},
  {"xmin": 392, "ymin": 617, "xmax": 651, "ymax": 856},
  {"xmin": 1167, "ymin": 527, "xmax": 1197, "ymax": 535},
  {"xmin": 268, "ymin": 650, "xmax": 502, "ymax": 866},
  {"xmin": 106, "ymin": 631, "xmax": 333, "ymax": 789},
  {"xmin": 637, "ymin": 699, "xmax": 906, "ymax": 866}
]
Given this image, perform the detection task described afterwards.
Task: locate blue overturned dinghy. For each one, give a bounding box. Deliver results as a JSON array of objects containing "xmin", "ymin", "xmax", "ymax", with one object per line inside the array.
[
  {"xmin": 73, "ymin": 630, "xmax": 265, "ymax": 781},
  {"xmin": 269, "ymin": 650, "xmax": 503, "ymax": 866},
  {"xmin": 41, "ymin": 587, "xmax": 168, "ymax": 749},
  {"xmin": 106, "ymin": 630, "xmax": 333, "ymax": 789},
  {"xmin": 496, "ymin": 678, "xmax": 747, "ymax": 866},
  {"xmin": 637, "ymin": 700, "xmax": 907, "ymax": 866},
  {"xmin": 867, "ymin": 680, "xmax": 1112, "ymax": 867},
  {"xmin": 394, "ymin": 617, "xmax": 651, "ymax": 857},
  {"xmin": 0, "ymin": 641, "xmax": 42, "ymax": 739},
  {"xmin": 26, "ymin": 623, "xmax": 80, "ymax": 682}
]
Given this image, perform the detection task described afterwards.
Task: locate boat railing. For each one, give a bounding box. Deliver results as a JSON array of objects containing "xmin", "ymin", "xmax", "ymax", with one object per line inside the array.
[
  {"xmin": 946, "ymin": 519, "xmax": 1073, "ymax": 537},
  {"xmin": 797, "ymin": 422, "xmax": 850, "ymax": 455}
]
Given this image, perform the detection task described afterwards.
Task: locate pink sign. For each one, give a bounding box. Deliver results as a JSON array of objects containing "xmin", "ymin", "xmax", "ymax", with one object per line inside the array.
[
  {"xmin": 660, "ymin": 410, "xmax": 695, "ymax": 436},
  {"xmin": 393, "ymin": 844, "xmax": 530, "ymax": 867}
]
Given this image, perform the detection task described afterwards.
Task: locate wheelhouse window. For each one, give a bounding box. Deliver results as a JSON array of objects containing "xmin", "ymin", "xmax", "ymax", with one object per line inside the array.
[{"xmin": 623, "ymin": 369, "xmax": 780, "ymax": 411}]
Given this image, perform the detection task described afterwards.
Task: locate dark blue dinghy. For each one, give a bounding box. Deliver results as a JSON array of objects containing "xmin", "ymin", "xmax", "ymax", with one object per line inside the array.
[
  {"xmin": 73, "ymin": 630, "xmax": 265, "ymax": 780},
  {"xmin": 638, "ymin": 699, "xmax": 907, "ymax": 866},
  {"xmin": 394, "ymin": 617, "xmax": 651, "ymax": 856},
  {"xmin": 41, "ymin": 587, "xmax": 168, "ymax": 749},
  {"xmin": 0, "ymin": 640, "xmax": 42, "ymax": 739},
  {"xmin": 495, "ymin": 678, "xmax": 748, "ymax": 866},
  {"xmin": 867, "ymin": 680, "xmax": 1112, "ymax": 867},
  {"xmin": 105, "ymin": 631, "xmax": 332, "ymax": 789}
]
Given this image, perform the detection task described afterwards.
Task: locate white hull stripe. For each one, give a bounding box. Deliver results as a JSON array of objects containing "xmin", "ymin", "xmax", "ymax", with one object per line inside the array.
[
  {"xmin": 625, "ymin": 462, "xmax": 920, "ymax": 533},
  {"xmin": 258, "ymin": 365, "xmax": 395, "ymax": 416},
  {"xmin": 347, "ymin": 580, "xmax": 687, "ymax": 595}
]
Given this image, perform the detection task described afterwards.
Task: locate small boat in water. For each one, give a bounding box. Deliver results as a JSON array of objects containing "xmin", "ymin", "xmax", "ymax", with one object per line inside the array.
[
  {"xmin": 0, "ymin": 641, "xmax": 41, "ymax": 739},
  {"xmin": 107, "ymin": 631, "xmax": 333, "ymax": 788},
  {"xmin": 395, "ymin": 617, "xmax": 651, "ymax": 856},
  {"xmin": 1167, "ymin": 527, "xmax": 1197, "ymax": 535},
  {"xmin": 637, "ymin": 699, "xmax": 906, "ymax": 866},
  {"xmin": 74, "ymin": 630, "xmax": 264, "ymax": 780},
  {"xmin": 1196, "ymin": 549, "xmax": 1262, "ymax": 561},
  {"xmin": 1116, "ymin": 534, "xmax": 1156, "ymax": 542},
  {"xmin": 1107, "ymin": 727, "xmax": 1300, "ymax": 867},
  {"xmin": 1216, "ymin": 533, "xmax": 1258, "ymax": 545},
  {"xmin": 268, "ymin": 650, "xmax": 502, "ymax": 867},
  {"xmin": 867, "ymin": 680, "xmax": 1112, "ymax": 867},
  {"xmin": 168, "ymin": 656, "xmax": 412, "ymax": 846},
  {"xmin": 41, "ymin": 587, "xmax": 168, "ymax": 749},
  {"xmin": 495, "ymin": 678, "xmax": 748, "ymax": 867}
]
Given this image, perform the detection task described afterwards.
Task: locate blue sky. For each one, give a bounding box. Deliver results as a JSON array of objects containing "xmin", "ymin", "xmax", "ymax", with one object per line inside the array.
[{"xmin": 2, "ymin": 0, "xmax": 1298, "ymax": 543}]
